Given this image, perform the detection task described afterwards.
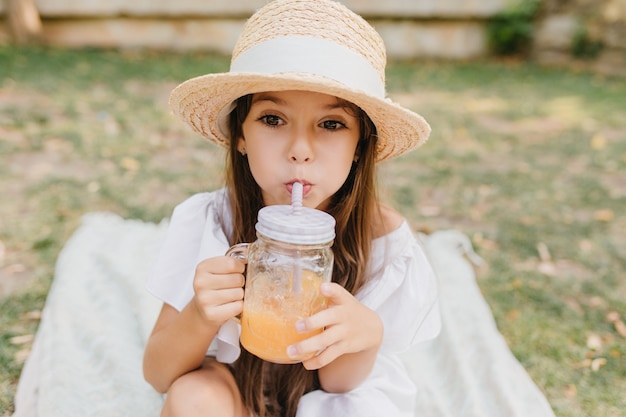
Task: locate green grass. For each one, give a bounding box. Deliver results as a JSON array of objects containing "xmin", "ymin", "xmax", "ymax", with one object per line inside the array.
[{"xmin": 1, "ymin": 46, "xmax": 625, "ymax": 416}]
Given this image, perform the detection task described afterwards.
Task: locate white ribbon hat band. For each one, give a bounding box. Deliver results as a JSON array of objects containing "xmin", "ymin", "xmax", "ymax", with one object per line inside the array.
[{"xmin": 230, "ymin": 36, "xmax": 385, "ymax": 98}]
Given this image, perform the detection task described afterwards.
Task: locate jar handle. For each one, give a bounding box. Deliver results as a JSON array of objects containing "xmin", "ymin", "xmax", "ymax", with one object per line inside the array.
[
  {"xmin": 225, "ymin": 242, "xmax": 249, "ymax": 260},
  {"xmin": 225, "ymin": 243, "xmax": 250, "ymax": 324}
]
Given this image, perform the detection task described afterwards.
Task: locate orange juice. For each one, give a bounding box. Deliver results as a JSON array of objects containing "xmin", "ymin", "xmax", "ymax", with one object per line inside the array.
[
  {"xmin": 240, "ymin": 270, "xmax": 327, "ymax": 363},
  {"xmin": 241, "ymin": 309, "xmax": 323, "ymax": 363}
]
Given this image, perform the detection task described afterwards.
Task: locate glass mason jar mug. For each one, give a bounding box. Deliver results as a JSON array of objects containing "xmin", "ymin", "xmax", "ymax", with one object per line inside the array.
[{"xmin": 226, "ymin": 205, "xmax": 335, "ymax": 364}]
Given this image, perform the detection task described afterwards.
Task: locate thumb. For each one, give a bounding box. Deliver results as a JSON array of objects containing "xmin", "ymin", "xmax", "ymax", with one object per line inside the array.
[{"xmin": 320, "ymin": 282, "xmax": 349, "ymax": 304}]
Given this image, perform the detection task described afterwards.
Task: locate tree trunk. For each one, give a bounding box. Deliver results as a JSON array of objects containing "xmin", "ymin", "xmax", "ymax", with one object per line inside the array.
[{"xmin": 5, "ymin": 0, "xmax": 42, "ymax": 44}]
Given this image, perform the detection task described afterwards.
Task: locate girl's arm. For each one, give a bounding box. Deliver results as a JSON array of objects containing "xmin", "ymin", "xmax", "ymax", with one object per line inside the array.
[
  {"xmin": 143, "ymin": 256, "xmax": 245, "ymax": 393},
  {"xmin": 143, "ymin": 302, "xmax": 218, "ymax": 393}
]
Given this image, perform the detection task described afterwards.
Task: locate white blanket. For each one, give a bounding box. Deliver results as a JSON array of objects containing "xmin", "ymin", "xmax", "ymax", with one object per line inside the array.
[{"xmin": 13, "ymin": 212, "xmax": 556, "ymax": 417}]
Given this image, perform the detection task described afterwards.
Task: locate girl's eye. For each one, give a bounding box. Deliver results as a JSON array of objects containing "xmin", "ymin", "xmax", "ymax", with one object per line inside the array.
[
  {"xmin": 259, "ymin": 114, "xmax": 283, "ymax": 127},
  {"xmin": 321, "ymin": 120, "xmax": 346, "ymax": 130}
]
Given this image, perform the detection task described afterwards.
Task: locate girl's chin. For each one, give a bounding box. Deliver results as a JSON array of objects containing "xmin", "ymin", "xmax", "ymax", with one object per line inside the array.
[{"xmin": 312, "ymin": 198, "xmax": 332, "ymax": 212}]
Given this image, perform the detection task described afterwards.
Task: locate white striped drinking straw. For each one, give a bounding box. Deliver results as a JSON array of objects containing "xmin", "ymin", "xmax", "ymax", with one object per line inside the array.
[{"xmin": 291, "ymin": 182, "xmax": 303, "ymax": 291}]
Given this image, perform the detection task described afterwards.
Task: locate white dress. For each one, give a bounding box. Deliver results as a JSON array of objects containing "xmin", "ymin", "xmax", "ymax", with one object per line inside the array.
[{"xmin": 147, "ymin": 189, "xmax": 441, "ymax": 416}]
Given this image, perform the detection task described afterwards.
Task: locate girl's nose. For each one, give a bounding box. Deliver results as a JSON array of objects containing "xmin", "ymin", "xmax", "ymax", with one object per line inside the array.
[{"xmin": 288, "ymin": 130, "xmax": 313, "ymax": 163}]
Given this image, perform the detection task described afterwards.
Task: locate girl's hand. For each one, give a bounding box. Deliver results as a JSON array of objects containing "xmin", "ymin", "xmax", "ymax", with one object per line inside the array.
[
  {"xmin": 192, "ymin": 256, "xmax": 245, "ymax": 328},
  {"xmin": 288, "ymin": 282, "xmax": 383, "ymax": 370}
]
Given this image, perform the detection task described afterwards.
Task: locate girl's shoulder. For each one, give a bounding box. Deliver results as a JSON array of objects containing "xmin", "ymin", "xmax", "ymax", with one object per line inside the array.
[
  {"xmin": 173, "ymin": 188, "xmax": 227, "ymax": 211},
  {"xmin": 372, "ymin": 202, "xmax": 405, "ymax": 239},
  {"xmin": 170, "ymin": 188, "xmax": 230, "ymax": 221}
]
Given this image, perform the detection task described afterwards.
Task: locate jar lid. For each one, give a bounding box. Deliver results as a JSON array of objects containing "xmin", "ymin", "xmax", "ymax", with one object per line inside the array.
[{"xmin": 256, "ymin": 205, "xmax": 336, "ymax": 245}]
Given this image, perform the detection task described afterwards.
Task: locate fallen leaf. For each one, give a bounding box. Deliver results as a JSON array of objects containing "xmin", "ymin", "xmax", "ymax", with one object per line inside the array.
[
  {"xmin": 586, "ymin": 333, "xmax": 603, "ymax": 351},
  {"xmin": 536, "ymin": 242, "xmax": 557, "ymax": 275},
  {"xmin": 591, "ymin": 357, "xmax": 607, "ymax": 371},
  {"xmin": 594, "ymin": 209, "xmax": 614, "ymax": 222},
  {"xmin": 564, "ymin": 384, "xmax": 577, "ymax": 398},
  {"xmin": 563, "ymin": 298, "xmax": 583, "ymax": 315},
  {"xmin": 606, "ymin": 312, "xmax": 626, "ymax": 337},
  {"xmin": 9, "ymin": 334, "xmax": 34, "ymax": 345},
  {"xmin": 87, "ymin": 181, "xmax": 101, "ymax": 193},
  {"xmin": 21, "ymin": 310, "xmax": 42, "ymax": 321},
  {"xmin": 538, "ymin": 262, "xmax": 556, "ymax": 276},
  {"xmin": 588, "ymin": 296, "xmax": 607, "ymax": 308},
  {"xmin": 606, "ymin": 311, "xmax": 621, "ymax": 322},
  {"xmin": 506, "ymin": 309, "xmax": 521, "ymax": 321},
  {"xmin": 472, "ymin": 233, "xmax": 499, "ymax": 251},
  {"xmin": 14, "ymin": 348, "xmax": 31, "ymax": 364},
  {"xmin": 2, "ymin": 263, "xmax": 26, "ymax": 274},
  {"xmin": 614, "ymin": 320, "xmax": 626, "ymax": 338},
  {"xmin": 120, "ymin": 157, "xmax": 140, "ymax": 172},
  {"xmin": 590, "ymin": 133, "xmax": 606, "ymax": 150},
  {"xmin": 537, "ymin": 242, "xmax": 552, "ymax": 262}
]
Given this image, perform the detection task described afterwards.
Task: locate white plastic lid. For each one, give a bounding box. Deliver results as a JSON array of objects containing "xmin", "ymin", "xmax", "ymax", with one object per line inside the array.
[{"xmin": 256, "ymin": 205, "xmax": 336, "ymax": 245}]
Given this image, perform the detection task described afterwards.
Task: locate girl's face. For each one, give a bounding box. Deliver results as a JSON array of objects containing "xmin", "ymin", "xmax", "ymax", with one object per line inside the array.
[{"xmin": 239, "ymin": 90, "xmax": 360, "ymax": 210}]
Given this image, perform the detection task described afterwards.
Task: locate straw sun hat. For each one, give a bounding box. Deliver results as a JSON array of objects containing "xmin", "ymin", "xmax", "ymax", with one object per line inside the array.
[{"xmin": 169, "ymin": 0, "xmax": 431, "ymax": 162}]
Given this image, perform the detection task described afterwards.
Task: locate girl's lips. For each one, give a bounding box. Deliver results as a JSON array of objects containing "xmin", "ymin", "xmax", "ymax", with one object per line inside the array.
[{"xmin": 287, "ymin": 181, "xmax": 312, "ymax": 196}]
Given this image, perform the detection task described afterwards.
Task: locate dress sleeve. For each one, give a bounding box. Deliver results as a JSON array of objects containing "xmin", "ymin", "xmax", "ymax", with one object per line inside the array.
[
  {"xmin": 146, "ymin": 191, "xmax": 230, "ymax": 312},
  {"xmin": 145, "ymin": 190, "xmax": 241, "ymax": 363},
  {"xmin": 356, "ymin": 223, "xmax": 441, "ymax": 353}
]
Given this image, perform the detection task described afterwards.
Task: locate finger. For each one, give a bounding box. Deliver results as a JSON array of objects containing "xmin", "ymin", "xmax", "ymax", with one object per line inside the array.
[
  {"xmin": 200, "ymin": 299, "xmax": 243, "ymax": 324},
  {"xmin": 215, "ymin": 273, "xmax": 245, "ymax": 289},
  {"xmin": 301, "ymin": 343, "xmax": 342, "ymax": 370},
  {"xmin": 290, "ymin": 326, "xmax": 346, "ymax": 370},
  {"xmin": 196, "ymin": 287, "xmax": 244, "ymax": 307},
  {"xmin": 292, "ymin": 284, "xmax": 352, "ymax": 333},
  {"xmin": 197, "ymin": 256, "xmax": 246, "ymax": 274},
  {"xmin": 287, "ymin": 325, "xmax": 342, "ymax": 362},
  {"xmin": 319, "ymin": 282, "xmax": 351, "ymax": 304},
  {"xmin": 295, "ymin": 308, "xmax": 337, "ymax": 334},
  {"xmin": 195, "ymin": 272, "xmax": 245, "ymax": 291}
]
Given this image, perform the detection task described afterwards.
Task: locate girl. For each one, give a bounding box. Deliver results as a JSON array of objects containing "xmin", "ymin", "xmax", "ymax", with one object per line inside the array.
[{"xmin": 143, "ymin": 0, "xmax": 440, "ymax": 416}]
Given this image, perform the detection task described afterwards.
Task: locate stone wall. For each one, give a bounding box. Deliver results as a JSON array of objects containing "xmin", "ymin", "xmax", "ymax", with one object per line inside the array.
[
  {"xmin": 0, "ymin": 0, "xmax": 624, "ymax": 71},
  {"xmin": 534, "ymin": 0, "xmax": 626, "ymax": 75},
  {"xmin": 0, "ymin": 0, "xmax": 508, "ymax": 59}
]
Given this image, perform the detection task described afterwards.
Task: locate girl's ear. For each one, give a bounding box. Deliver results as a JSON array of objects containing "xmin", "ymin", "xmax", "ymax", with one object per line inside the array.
[
  {"xmin": 353, "ymin": 140, "xmax": 362, "ymax": 163},
  {"xmin": 237, "ymin": 137, "xmax": 247, "ymax": 156}
]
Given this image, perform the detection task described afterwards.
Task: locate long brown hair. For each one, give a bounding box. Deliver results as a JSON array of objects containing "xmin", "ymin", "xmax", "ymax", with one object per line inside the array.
[{"xmin": 223, "ymin": 93, "xmax": 379, "ymax": 417}]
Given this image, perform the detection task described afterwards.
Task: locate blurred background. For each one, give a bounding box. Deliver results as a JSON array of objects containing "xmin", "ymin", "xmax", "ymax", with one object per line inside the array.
[
  {"xmin": 1, "ymin": 0, "xmax": 625, "ymax": 74},
  {"xmin": 1, "ymin": 0, "xmax": 625, "ymax": 416}
]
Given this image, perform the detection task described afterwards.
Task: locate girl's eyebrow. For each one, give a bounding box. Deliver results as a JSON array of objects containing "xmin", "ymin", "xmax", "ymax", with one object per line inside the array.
[
  {"xmin": 251, "ymin": 93, "xmax": 286, "ymax": 106},
  {"xmin": 252, "ymin": 93, "xmax": 348, "ymax": 112},
  {"xmin": 324, "ymin": 102, "xmax": 349, "ymax": 111}
]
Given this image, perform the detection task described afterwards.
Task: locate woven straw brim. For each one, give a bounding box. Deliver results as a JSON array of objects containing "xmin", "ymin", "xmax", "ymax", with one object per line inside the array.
[{"xmin": 169, "ymin": 72, "xmax": 431, "ymax": 162}]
